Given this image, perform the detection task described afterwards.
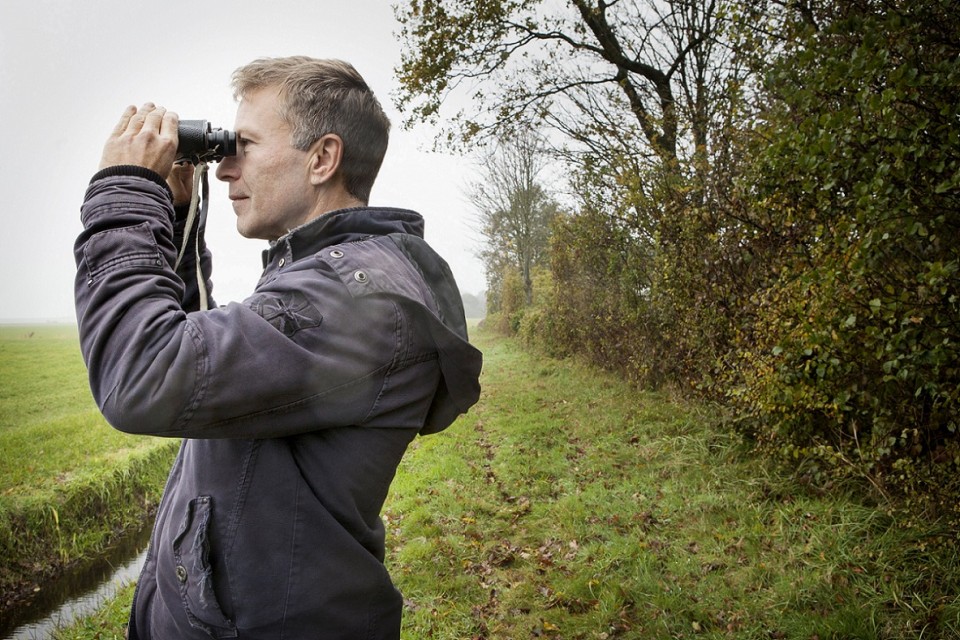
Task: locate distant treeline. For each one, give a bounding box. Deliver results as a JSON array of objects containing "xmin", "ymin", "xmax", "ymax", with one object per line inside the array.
[{"xmin": 461, "ymin": 291, "xmax": 486, "ymax": 320}]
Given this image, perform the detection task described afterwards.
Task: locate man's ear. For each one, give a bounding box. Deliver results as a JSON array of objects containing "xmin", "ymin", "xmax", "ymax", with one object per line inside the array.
[{"xmin": 308, "ymin": 134, "xmax": 344, "ymax": 186}]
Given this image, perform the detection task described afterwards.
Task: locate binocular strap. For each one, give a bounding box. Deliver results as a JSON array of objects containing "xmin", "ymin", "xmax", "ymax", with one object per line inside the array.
[{"xmin": 174, "ymin": 162, "xmax": 211, "ymax": 311}]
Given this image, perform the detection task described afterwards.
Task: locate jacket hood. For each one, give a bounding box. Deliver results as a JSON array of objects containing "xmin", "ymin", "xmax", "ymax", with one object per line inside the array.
[{"xmin": 388, "ymin": 232, "xmax": 482, "ymax": 434}]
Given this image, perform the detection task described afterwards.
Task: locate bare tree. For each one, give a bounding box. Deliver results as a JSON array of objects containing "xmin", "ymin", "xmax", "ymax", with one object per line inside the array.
[{"xmin": 471, "ymin": 128, "xmax": 558, "ymax": 306}]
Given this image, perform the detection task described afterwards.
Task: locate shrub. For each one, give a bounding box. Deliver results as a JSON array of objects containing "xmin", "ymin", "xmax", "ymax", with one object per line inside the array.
[{"xmin": 725, "ymin": 0, "xmax": 960, "ymax": 515}]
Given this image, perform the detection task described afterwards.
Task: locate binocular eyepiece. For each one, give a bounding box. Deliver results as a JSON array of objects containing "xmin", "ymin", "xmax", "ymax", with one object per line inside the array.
[{"xmin": 176, "ymin": 120, "xmax": 236, "ymax": 164}]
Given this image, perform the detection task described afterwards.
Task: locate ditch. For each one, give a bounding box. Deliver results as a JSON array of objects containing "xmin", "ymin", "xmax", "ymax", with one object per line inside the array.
[{"xmin": 1, "ymin": 525, "xmax": 150, "ymax": 639}]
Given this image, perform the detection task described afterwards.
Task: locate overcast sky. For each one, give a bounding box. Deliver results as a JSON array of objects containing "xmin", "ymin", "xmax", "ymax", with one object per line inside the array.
[{"xmin": 0, "ymin": 0, "xmax": 485, "ymax": 322}]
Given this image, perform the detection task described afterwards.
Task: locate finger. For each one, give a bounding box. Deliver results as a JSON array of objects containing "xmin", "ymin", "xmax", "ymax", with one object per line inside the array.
[
  {"xmin": 170, "ymin": 162, "xmax": 193, "ymax": 179},
  {"xmin": 167, "ymin": 163, "xmax": 195, "ymax": 205},
  {"xmin": 111, "ymin": 105, "xmax": 137, "ymax": 137},
  {"xmin": 161, "ymin": 109, "xmax": 179, "ymax": 139},
  {"xmin": 164, "ymin": 110, "xmax": 179, "ymax": 128},
  {"xmin": 142, "ymin": 105, "xmax": 166, "ymax": 133},
  {"xmin": 126, "ymin": 103, "xmax": 157, "ymax": 133}
]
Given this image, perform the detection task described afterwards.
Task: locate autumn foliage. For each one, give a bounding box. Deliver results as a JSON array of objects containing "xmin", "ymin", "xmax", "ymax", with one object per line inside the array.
[{"xmin": 396, "ymin": 0, "xmax": 960, "ymax": 517}]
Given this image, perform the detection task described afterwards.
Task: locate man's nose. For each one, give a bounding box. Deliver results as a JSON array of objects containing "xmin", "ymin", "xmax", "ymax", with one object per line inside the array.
[{"xmin": 215, "ymin": 156, "xmax": 238, "ymax": 182}]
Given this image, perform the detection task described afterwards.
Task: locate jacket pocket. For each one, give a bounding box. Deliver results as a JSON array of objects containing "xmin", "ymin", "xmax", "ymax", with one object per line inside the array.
[
  {"xmin": 83, "ymin": 221, "xmax": 164, "ymax": 282},
  {"xmin": 172, "ymin": 496, "xmax": 238, "ymax": 638}
]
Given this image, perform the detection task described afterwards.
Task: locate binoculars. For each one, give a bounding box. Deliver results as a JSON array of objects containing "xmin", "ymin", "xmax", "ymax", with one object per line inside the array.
[{"xmin": 176, "ymin": 120, "xmax": 236, "ymax": 164}]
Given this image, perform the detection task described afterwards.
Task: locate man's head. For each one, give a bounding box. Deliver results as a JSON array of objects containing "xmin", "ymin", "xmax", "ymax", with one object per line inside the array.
[
  {"xmin": 216, "ymin": 57, "xmax": 391, "ymax": 240},
  {"xmin": 230, "ymin": 57, "xmax": 390, "ymax": 204}
]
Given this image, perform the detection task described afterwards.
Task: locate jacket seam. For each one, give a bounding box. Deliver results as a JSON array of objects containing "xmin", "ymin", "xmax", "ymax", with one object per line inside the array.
[
  {"xmin": 176, "ymin": 319, "xmax": 209, "ymax": 432},
  {"xmin": 279, "ymin": 475, "xmax": 302, "ymax": 639},
  {"xmin": 363, "ymin": 302, "xmax": 404, "ymax": 424},
  {"xmin": 224, "ymin": 441, "xmax": 261, "ymax": 558}
]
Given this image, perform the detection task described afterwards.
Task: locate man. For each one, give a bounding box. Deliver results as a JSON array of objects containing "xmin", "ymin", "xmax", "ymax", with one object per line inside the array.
[{"xmin": 74, "ymin": 56, "xmax": 482, "ymax": 639}]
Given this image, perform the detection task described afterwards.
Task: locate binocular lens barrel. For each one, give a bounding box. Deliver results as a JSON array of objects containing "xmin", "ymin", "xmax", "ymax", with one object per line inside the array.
[{"xmin": 176, "ymin": 120, "xmax": 237, "ymax": 163}]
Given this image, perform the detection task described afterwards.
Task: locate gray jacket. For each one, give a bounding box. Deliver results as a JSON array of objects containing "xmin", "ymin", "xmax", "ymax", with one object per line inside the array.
[{"xmin": 74, "ymin": 167, "xmax": 482, "ymax": 639}]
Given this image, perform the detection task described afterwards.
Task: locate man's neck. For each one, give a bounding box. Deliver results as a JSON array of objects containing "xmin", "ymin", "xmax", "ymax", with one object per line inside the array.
[{"xmin": 296, "ymin": 188, "xmax": 366, "ymax": 232}]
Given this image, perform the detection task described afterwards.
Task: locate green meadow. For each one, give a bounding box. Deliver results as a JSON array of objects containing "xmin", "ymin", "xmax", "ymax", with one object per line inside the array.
[
  {"xmin": 0, "ymin": 324, "xmax": 177, "ymax": 611},
  {"xmin": 4, "ymin": 325, "xmax": 958, "ymax": 639}
]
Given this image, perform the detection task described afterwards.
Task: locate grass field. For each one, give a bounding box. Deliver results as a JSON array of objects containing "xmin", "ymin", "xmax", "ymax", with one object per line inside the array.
[
  {"xmin": 383, "ymin": 330, "xmax": 959, "ymax": 639},
  {"xmin": 11, "ymin": 325, "xmax": 960, "ymax": 639},
  {"xmin": 0, "ymin": 324, "xmax": 178, "ymax": 611}
]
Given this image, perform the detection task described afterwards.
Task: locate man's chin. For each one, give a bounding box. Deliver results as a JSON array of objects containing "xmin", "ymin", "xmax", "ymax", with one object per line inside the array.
[
  {"xmin": 236, "ymin": 221, "xmax": 276, "ymax": 242},
  {"xmin": 235, "ymin": 219, "xmax": 259, "ymax": 240}
]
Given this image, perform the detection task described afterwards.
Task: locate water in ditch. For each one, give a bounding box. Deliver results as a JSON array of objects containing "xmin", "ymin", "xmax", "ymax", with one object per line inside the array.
[{"xmin": 1, "ymin": 526, "xmax": 150, "ymax": 640}]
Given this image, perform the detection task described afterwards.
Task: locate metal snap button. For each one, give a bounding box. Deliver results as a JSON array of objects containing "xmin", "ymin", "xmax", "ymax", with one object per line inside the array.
[
  {"xmin": 278, "ymin": 258, "xmax": 285, "ymax": 267},
  {"xmin": 354, "ymin": 270, "xmax": 368, "ymax": 284},
  {"xmin": 176, "ymin": 565, "xmax": 188, "ymax": 583},
  {"xmin": 330, "ymin": 249, "xmax": 344, "ymax": 259}
]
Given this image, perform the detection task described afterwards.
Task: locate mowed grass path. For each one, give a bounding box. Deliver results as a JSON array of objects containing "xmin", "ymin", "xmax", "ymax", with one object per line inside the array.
[
  {"xmin": 385, "ymin": 330, "xmax": 958, "ymax": 639},
  {"xmin": 0, "ymin": 325, "xmax": 177, "ymax": 609},
  {"xmin": 51, "ymin": 327, "xmax": 960, "ymax": 639}
]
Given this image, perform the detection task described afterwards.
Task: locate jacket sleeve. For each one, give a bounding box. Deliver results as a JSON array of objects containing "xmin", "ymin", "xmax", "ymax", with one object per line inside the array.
[{"xmin": 74, "ymin": 173, "xmax": 403, "ymax": 439}]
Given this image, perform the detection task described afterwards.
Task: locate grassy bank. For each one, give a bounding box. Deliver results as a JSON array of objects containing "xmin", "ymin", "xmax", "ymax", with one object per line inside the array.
[
  {"xmin": 54, "ymin": 327, "xmax": 960, "ymax": 638},
  {"xmin": 0, "ymin": 325, "xmax": 178, "ymax": 613}
]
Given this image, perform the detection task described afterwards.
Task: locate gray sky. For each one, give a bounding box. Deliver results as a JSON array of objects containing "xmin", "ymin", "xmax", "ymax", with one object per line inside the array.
[{"xmin": 0, "ymin": 0, "xmax": 484, "ymax": 322}]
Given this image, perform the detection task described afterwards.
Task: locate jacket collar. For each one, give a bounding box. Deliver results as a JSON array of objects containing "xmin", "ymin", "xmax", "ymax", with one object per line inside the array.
[{"xmin": 262, "ymin": 207, "xmax": 425, "ymax": 267}]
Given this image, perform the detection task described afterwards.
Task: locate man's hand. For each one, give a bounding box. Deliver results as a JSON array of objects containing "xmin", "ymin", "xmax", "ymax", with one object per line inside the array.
[
  {"xmin": 167, "ymin": 163, "xmax": 195, "ymax": 207},
  {"xmin": 99, "ymin": 103, "xmax": 179, "ymax": 178}
]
